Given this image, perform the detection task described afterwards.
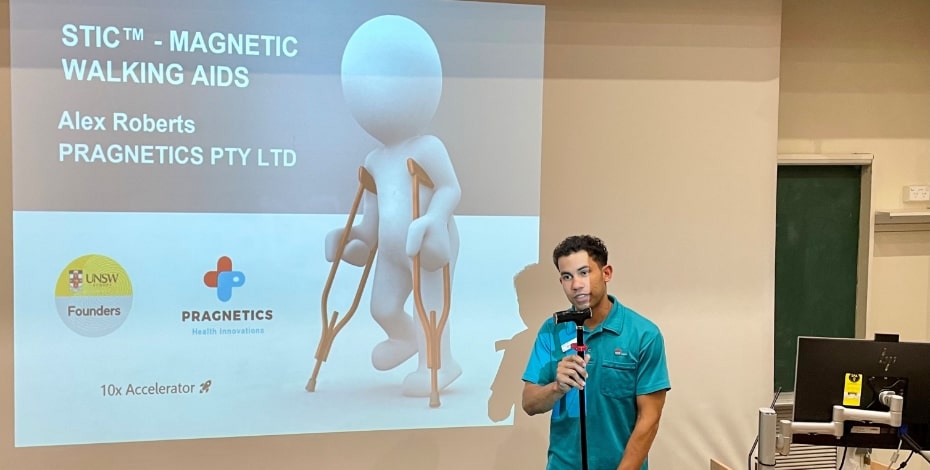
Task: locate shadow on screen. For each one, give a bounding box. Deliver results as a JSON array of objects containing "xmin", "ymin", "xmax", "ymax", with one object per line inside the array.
[{"xmin": 488, "ymin": 262, "xmax": 552, "ymax": 469}]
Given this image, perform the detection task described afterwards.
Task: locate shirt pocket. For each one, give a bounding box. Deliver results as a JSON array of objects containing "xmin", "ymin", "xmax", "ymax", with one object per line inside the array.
[{"xmin": 600, "ymin": 358, "xmax": 637, "ymax": 399}]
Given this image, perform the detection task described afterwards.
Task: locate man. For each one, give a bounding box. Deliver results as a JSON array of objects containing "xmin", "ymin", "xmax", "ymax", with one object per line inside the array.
[{"xmin": 522, "ymin": 235, "xmax": 670, "ymax": 470}]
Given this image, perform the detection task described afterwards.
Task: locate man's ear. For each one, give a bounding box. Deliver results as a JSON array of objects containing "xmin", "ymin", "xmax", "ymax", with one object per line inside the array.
[{"xmin": 602, "ymin": 264, "xmax": 613, "ymax": 282}]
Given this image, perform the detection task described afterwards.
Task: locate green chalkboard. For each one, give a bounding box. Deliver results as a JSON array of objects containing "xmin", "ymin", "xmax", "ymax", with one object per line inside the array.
[{"xmin": 774, "ymin": 165, "xmax": 860, "ymax": 392}]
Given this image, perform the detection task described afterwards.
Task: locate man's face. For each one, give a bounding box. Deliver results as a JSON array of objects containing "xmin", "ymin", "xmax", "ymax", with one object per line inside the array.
[{"xmin": 556, "ymin": 250, "xmax": 612, "ymax": 310}]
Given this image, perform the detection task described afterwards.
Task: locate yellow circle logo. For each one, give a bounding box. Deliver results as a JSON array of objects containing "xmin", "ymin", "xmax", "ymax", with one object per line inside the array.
[{"xmin": 54, "ymin": 254, "xmax": 133, "ymax": 337}]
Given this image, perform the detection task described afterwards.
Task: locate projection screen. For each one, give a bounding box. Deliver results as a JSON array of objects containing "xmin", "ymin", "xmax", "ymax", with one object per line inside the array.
[{"xmin": 10, "ymin": 0, "xmax": 544, "ymax": 447}]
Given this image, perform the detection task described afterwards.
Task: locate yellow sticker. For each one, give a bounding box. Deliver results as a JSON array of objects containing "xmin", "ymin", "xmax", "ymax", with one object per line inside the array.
[{"xmin": 844, "ymin": 373, "xmax": 863, "ymax": 406}]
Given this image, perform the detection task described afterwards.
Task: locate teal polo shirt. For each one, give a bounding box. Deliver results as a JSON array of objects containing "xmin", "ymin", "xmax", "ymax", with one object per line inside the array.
[{"xmin": 522, "ymin": 295, "xmax": 670, "ymax": 470}]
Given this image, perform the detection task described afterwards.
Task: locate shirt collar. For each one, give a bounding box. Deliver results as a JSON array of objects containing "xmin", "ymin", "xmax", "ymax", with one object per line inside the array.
[{"xmin": 596, "ymin": 295, "xmax": 624, "ymax": 335}]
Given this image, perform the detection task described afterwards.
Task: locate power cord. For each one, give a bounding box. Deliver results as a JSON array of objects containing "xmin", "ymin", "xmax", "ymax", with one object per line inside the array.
[
  {"xmin": 894, "ymin": 450, "xmax": 914, "ymax": 469},
  {"xmin": 887, "ymin": 438, "xmax": 903, "ymax": 468},
  {"xmin": 899, "ymin": 431, "xmax": 930, "ymax": 466}
]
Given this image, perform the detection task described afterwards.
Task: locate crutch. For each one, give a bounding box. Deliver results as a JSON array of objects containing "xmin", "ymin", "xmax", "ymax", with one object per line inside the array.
[
  {"xmin": 407, "ymin": 158, "xmax": 452, "ymax": 408},
  {"xmin": 306, "ymin": 166, "xmax": 378, "ymax": 392}
]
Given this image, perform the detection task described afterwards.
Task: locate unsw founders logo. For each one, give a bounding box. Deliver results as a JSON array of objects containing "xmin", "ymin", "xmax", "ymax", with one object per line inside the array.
[{"xmin": 54, "ymin": 254, "xmax": 133, "ymax": 337}]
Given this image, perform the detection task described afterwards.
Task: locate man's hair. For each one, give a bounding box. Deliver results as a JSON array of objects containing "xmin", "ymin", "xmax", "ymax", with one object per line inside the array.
[{"xmin": 552, "ymin": 234, "xmax": 608, "ymax": 268}]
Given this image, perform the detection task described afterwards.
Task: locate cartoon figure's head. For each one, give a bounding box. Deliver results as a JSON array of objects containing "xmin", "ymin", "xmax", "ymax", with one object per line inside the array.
[{"xmin": 341, "ymin": 15, "xmax": 442, "ymax": 145}]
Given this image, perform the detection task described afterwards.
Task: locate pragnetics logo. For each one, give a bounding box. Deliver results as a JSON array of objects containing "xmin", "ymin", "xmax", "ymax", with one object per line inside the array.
[
  {"xmin": 203, "ymin": 256, "xmax": 245, "ymax": 302},
  {"xmin": 54, "ymin": 254, "xmax": 133, "ymax": 337}
]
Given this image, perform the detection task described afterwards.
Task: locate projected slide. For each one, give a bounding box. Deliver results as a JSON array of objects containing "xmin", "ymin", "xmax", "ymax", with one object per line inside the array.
[{"xmin": 11, "ymin": 0, "xmax": 544, "ymax": 446}]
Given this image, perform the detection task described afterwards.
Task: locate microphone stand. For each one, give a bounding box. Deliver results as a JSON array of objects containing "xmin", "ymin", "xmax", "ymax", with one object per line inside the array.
[{"xmin": 554, "ymin": 308, "xmax": 592, "ymax": 470}]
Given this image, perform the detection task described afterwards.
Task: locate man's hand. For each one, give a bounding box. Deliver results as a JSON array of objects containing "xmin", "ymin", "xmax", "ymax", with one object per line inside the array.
[
  {"xmin": 522, "ymin": 353, "xmax": 591, "ymax": 415},
  {"xmin": 555, "ymin": 353, "xmax": 590, "ymax": 392}
]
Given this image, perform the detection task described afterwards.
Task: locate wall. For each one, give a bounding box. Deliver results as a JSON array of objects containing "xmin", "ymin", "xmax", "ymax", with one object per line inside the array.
[
  {"xmin": 0, "ymin": 0, "xmax": 782, "ymax": 468},
  {"xmin": 535, "ymin": 2, "xmax": 781, "ymax": 468},
  {"xmin": 778, "ymin": 0, "xmax": 930, "ymax": 467}
]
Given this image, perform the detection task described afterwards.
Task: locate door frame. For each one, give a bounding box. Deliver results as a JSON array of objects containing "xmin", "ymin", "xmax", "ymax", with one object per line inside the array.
[
  {"xmin": 776, "ymin": 153, "xmax": 874, "ymax": 340},
  {"xmin": 775, "ymin": 152, "xmax": 876, "ymax": 470}
]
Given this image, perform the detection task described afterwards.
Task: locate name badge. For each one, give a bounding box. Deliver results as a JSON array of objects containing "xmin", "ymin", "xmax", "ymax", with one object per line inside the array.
[{"xmin": 561, "ymin": 339, "xmax": 576, "ymax": 353}]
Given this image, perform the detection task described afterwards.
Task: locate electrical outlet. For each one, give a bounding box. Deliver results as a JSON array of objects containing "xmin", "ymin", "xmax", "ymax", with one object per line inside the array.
[{"xmin": 903, "ymin": 185, "xmax": 930, "ymax": 202}]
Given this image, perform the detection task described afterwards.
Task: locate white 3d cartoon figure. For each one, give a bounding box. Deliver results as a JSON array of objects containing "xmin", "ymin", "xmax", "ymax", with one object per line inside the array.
[{"xmin": 326, "ymin": 15, "xmax": 461, "ymax": 397}]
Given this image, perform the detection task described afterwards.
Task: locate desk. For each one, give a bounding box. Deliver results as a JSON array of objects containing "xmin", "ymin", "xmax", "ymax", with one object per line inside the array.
[{"xmin": 709, "ymin": 459, "xmax": 733, "ymax": 470}]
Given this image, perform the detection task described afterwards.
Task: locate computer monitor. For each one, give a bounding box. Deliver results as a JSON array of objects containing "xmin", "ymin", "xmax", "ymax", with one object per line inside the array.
[{"xmin": 791, "ymin": 336, "xmax": 930, "ymax": 450}]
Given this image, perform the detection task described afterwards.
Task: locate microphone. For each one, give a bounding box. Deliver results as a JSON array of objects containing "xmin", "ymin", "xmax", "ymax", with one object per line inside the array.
[{"xmin": 553, "ymin": 307, "xmax": 592, "ymax": 325}]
